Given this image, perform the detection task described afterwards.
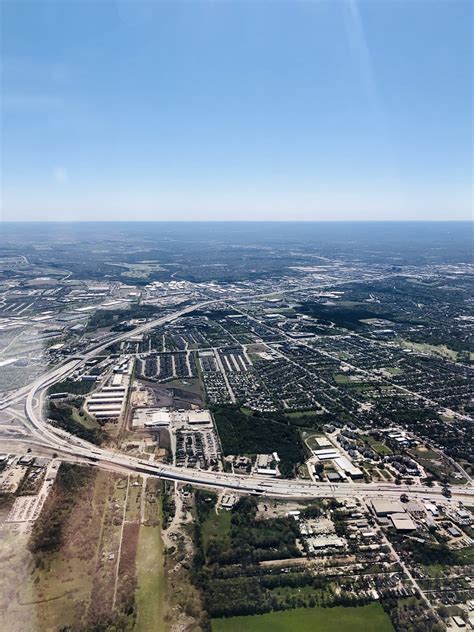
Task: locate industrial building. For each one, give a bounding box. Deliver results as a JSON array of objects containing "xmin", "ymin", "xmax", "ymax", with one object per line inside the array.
[
  {"xmin": 313, "ymin": 444, "xmax": 363, "ymax": 480},
  {"xmin": 132, "ymin": 408, "xmax": 213, "ymax": 429},
  {"xmin": 85, "ymin": 358, "xmax": 132, "ymax": 420},
  {"xmin": 371, "ymin": 500, "xmax": 405, "ymax": 517},
  {"xmin": 390, "ymin": 513, "xmax": 416, "ymax": 532}
]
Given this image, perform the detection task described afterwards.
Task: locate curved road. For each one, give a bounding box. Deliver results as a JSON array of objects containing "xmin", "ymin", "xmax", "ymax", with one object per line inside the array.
[{"xmin": 3, "ymin": 298, "xmax": 473, "ymax": 502}]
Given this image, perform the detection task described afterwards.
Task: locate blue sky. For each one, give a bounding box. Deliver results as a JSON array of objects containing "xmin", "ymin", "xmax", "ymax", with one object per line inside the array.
[{"xmin": 1, "ymin": 0, "xmax": 472, "ymax": 221}]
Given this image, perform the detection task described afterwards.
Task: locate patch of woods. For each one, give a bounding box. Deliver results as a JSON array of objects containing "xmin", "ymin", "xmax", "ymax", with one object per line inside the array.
[
  {"xmin": 48, "ymin": 400, "xmax": 104, "ymax": 445},
  {"xmin": 381, "ymin": 598, "xmax": 444, "ymax": 632},
  {"xmin": 212, "ymin": 405, "xmax": 305, "ymax": 477},
  {"xmin": 86, "ymin": 304, "xmax": 164, "ymax": 331},
  {"xmin": 161, "ymin": 480, "xmax": 176, "ymax": 528},
  {"xmin": 198, "ymin": 493, "xmax": 301, "ymax": 567},
  {"xmin": 191, "ymin": 494, "xmax": 371, "ymax": 620},
  {"xmin": 29, "ymin": 463, "xmax": 93, "ymax": 557},
  {"xmin": 296, "ymin": 302, "xmax": 396, "ymax": 331},
  {"xmin": 48, "ymin": 379, "xmax": 94, "ymax": 396},
  {"xmin": 390, "ymin": 533, "xmax": 467, "ymax": 567}
]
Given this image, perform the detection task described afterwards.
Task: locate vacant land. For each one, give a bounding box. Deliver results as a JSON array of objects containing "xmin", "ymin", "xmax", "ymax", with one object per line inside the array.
[
  {"xmin": 201, "ymin": 508, "xmax": 232, "ymax": 553},
  {"xmin": 135, "ymin": 525, "xmax": 165, "ymax": 632},
  {"xmin": 397, "ymin": 339, "xmax": 459, "ymax": 361},
  {"xmin": 362, "ymin": 435, "xmax": 393, "ymax": 456},
  {"xmin": 0, "ymin": 466, "xmax": 145, "ymax": 631},
  {"xmin": 212, "ymin": 604, "xmax": 394, "ymax": 632}
]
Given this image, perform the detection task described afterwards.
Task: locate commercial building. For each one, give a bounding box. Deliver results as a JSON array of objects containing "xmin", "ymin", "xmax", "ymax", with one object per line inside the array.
[
  {"xmin": 371, "ymin": 500, "xmax": 405, "ymax": 517},
  {"xmin": 132, "ymin": 408, "xmax": 213, "ymax": 429},
  {"xmin": 390, "ymin": 513, "xmax": 416, "ymax": 532},
  {"xmin": 255, "ymin": 453, "xmax": 278, "ymax": 476}
]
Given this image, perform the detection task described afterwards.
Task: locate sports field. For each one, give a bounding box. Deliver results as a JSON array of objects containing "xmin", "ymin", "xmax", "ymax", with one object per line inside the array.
[{"xmin": 212, "ymin": 604, "xmax": 394, "ymax": 632}]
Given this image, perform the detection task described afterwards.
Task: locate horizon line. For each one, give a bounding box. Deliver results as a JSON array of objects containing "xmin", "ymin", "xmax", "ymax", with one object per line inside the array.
[{"xmin": 0, "ymin": 219, "xmax": 472, "ymax": 224}]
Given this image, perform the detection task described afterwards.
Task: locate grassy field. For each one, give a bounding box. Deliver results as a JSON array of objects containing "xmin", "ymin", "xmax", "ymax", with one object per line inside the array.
[
  {"xmin": 334, "ymin": 374, "xmax": 353, "ymax": 384},
  {"xmin": 135, "ymin": 478, "xmax": 165, "ymax": 632},
  {"xmin": 202, "ymin": 510, "xmax": 232, "ymax": 552},
  {"xmin": 397, "ymin": 339, "xmax": 459, "ymax": 361},
  {"xmin": 72, "ymin": 405, "xmax": 99, "ymax": 430},
  {"xmin": 135, "ymin": 525, "xmax": 165, "ymax": 632},
  {"xmin": 304, "ymin": 433, "xmax": 329, "ymax": 451},
  {"xmin": 240, "ymin": 406, "xmax": 255, "ymax": 417},
  {"xmin": 285, "ymin": 410, "xmax": 321, "ymax": 418},
  {"xmin": 362, "ymin": 436, "xmax": 393, "ymax": 456},
  {"xmin": 371, "ymin": 443, "xmax": 392, "ymax": 456},
  {"xmin": 166, "ymin": 377, "xmax": 204, "ymax": 398},
  {"xmin": 212, "ymin": 604, "xmax": 394, "ymax": 632}
]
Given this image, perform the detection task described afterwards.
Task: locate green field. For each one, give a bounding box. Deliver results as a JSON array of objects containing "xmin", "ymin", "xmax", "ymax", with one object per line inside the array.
[
  {"xmin": 334, "ymin": 374, "xmax": 353, "ymax": 384},
  {"xmin": 71, "ymin": 406, "xmax": 100, "ymax": 430},
  {"xmin": 304, "ymin": 433, "xmax": 328, "ymax": 451},
  {"xmin": 362, "ymin": 435, "xmax": 393, "ymax": 456},
  {"xmin": 212, "ymin": 604, "xmax": 394, "ymax": 632},
  {"xmin": 240, "ymin": 406, "xmax": 255, "ymax": 417},
  {"xmin": 285, "ymin": 409, "xmax": 321, "ymax": 418},
  {"xmin": 397, "ymin": 339, "xmax": 459, "ymax": 361},
  {"xmin": 370, "ymin": 442, "xmax": 392, "ymax": 456},
  {"xmin": 202, "ymin": 509, "xmax": 232, "ymax": 551},
  {"xmin": 135, "ymin": 525, "xmax": 165, "ymax": 632},
  {"xmin": 166, "ymin": 377, "xmax": 204, "ymax": 397}
]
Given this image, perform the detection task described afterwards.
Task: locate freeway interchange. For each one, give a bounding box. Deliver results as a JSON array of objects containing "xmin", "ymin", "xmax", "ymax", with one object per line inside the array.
[{"xmin": 1, "ymin": 298, "xmax": 473, "ymax": 505}]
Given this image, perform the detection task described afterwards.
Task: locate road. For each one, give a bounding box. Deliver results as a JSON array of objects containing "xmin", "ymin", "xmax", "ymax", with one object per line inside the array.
[{"xmin": 2, "ymin": 297, "xmax": 474, "ymax": 504}]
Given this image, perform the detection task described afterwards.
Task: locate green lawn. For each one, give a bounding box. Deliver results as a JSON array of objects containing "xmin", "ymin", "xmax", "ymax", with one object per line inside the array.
[
  {"xmin": 134, "ymin": 524, "xmax": 165, "ymax": 632},
  {"xmin": 166, "ymin": 377, "xmax": 204, "ymax": 397},
  {"xmin": 371, "ymin": 442, "xmax": 393, "ymax": 456},
  {"xmin": 212, "ymin": 604, "xmax": 394, "ymax": 632},
  {"xmin": 240, "ymin": 406, "xmax": 255, "ymax": 417},
  {"xmin": 202, "ymin": 510, "xmax": 232, "ymax": 552},
  {"xmin": 334, "ymin": 374, "xmax": 353, "ymax": 384},
  {"xmin": 397, "ymin": 339, "xmax": 459, "ymax": 361},
  {"xmin": 304, "ymin": 434, "xmax": 328, "ymax": 451},
  {"xmin": 362, "ymin": 435, "xmax": 393, "ymax": 456}
]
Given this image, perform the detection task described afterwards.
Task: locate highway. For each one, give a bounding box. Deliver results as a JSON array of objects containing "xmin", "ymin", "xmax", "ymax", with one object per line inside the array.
[{"xmin": 2, "ymin": 298, "xmax": 474, "ymax": 503}]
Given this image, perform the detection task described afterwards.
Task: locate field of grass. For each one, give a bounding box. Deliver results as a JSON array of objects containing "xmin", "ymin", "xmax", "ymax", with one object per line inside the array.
[
  {"xmin": 410, "ymin": 447, "xmax": 439, "ymax": 461},
  {"xmin": 212, "ymin": 604, "xmax": 394, "ymax": 632},
  {"xmin": 0, "ymin": 469, "xmax": 136, "ymax": 631},
  {"xmin": 71, "ymin": 406, "xmax": 99, "ymax": 430},
  {"xmin": 166, "ymin": 377, "xmax": 204, "ymax": 397},
  {"xmin": 334, "ymin": 374, "xmax": 353, "ymax": 384},
  {"xmin": 304, "ymin": 433, "xmax": 329, "ymax": 451},
  {"xmin": 285, "ymin": 410, "xmax": 321, "ymax": 418},
  {"xmin": 240, "ymin": 406, "xmax": 255, "ymax": 417},
  {"xmin": 371, "ymin": 442, "xmax": 392, "ymax": 456},
  {"xmin": 362, "ymin": 435, "xmax": 393, "ymax": 456},
  {"xmin": 397, "ymin": 339, "xmax": 459, "ymax": 361},
  {"xmin": 202, "ymin": 510, "xmax": 232, "ymax": 552},
  {"xmin": 135, "ymin": 524, "xmax": 165, "ymax": 632}
]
